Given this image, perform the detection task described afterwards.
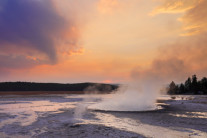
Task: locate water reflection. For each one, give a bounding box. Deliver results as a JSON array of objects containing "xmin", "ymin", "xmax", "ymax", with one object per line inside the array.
[
  {"xmin": 0, "ymin": 95, "xmax": 76, "ymax": 127},
  {"xmin": 169, "ymin": 112, "xmax": 207, "ymax": 119}
]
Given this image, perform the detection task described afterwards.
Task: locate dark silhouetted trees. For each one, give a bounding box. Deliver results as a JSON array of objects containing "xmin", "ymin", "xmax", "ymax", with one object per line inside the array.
[
  {"xmin": 167, "ymin": 81, "xmax": 178, "ymax": 94},
  {"xmin": 184, "ymin": 77, "xmax": 192, "ymax": 92},
  {"xmin": 179, "ymin": 83, "xmax": 185, "ymax": 94},
  {"xmin": 167, "ymin": 75, "xmax": 207, "ymax": 95},
  {"xmin": 200, "ymin": 77, "xmax": 207, "ymax": 94},
  {"xmin": 0, "ymin": 82, "xmax": 118, "ymax": 93},
  {"xmin": 191, "ymin": 75, "xmax": 199, "ymax": 94}
]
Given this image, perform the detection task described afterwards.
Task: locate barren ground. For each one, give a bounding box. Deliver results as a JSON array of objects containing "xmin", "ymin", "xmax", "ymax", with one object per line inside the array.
[{"xmin": 0, "ymin": 94, "xmax": 207, "ymax": 138}]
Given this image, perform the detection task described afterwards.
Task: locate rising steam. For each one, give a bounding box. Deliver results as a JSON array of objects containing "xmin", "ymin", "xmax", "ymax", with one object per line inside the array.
[
  {"xmin": 87, "ymin": 74, "xmax": 163, "ymax": 112},
  {"xmin": 88, "ymin": 85, "xmax": 158, "ymax": 111}
]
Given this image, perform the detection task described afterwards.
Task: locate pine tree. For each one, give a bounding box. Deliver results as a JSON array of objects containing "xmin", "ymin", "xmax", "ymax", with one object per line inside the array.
[
  {"xmin": 192, "ymin": 75, "xmax": 199, "ymax": 94},
  {"xmin": 168, "ymin": 81, "xmax": 177, "ymax": 94},
  {"xmin": 201, "ymin": 77, "xmax": 207, "ymax": 94},
  {"xmin": 179, "ymin": 83, "xmax": 185, "ymax": 94},
  {"xmin": 185, "ymin": 77, "xmax": 192, "ymax": 92}
]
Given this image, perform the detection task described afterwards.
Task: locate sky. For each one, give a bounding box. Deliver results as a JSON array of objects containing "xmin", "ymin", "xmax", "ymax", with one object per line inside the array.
[{"xmin": 0, "ymin": 0, "xmax": 207, "ymax": 83}]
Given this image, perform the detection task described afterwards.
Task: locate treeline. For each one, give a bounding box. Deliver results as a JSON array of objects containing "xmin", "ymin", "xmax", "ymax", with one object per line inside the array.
[
  {"xmin": 167, "ymin": 75, "xmax": 207, "ymax": 95},
  {"xmin": 0, "ymin": 82, "xmax": 118, "ymax": 92}
]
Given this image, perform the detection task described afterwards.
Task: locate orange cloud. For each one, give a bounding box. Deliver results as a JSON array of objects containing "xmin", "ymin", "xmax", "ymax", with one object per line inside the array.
[
  {"xmin": 151, "ymin": 0, "xmax": 198, "ymax": 15},
  {"xmin": 151, "ymin": 0, "xmax": 207, "ymax": 36},
  {"xmin": 181, "ymin": 0, "xmax": 207, "ymax": 35},
  {"xmin": 56, "ymin": 26, "xmax": 83, "ymax": 59},
  {"xmin": 97, "ymin": 0, "xmax": 123, "ymax": 14}
]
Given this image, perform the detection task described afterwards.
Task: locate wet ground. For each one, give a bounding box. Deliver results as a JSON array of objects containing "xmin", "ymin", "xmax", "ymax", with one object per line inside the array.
[{"xmin": 0, "ymin": 94, "xmax": 207, "ymax": 138}]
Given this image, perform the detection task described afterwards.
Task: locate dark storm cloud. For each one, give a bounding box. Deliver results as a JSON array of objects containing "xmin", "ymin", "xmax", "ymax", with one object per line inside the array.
[
  {"xmin": 0, "ymin": 54, "xmax": 43, "ymax": 69},
  {"xmin": 0, "ymin": 0, "xmax": 66, "ymax": 63}
]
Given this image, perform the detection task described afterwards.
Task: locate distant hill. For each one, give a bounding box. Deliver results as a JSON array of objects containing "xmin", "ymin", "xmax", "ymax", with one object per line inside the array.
[{"xmin": 0, "ymin": 82, "xmax": 119, "ymax": 93}]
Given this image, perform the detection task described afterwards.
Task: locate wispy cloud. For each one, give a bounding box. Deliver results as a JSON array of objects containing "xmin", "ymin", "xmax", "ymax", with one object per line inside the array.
[
  {"xmin": 145, "ymin": 0, "xmax": 207, "ymax": 81},
  {"xmin": 150, "ymin": 0, "xmax": 198, "ymax": 15}
]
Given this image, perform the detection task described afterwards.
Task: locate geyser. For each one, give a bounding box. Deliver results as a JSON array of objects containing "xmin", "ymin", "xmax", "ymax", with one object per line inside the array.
[{"xmin": 88, "ymin": 82, "xmax": 161, "ymax": 112}]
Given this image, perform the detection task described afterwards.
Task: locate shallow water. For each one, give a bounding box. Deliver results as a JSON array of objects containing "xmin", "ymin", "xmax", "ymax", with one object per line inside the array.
[{"xmin": 0, "ymin": 95, "xmax": 78, "ymax": 127}]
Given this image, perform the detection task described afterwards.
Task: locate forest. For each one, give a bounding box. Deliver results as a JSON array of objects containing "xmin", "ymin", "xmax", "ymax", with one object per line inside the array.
[
  {"xmin": 0, "ymin": 82, "xmax": 118, "ymax": 93},
  {"xmin": 167, "ymin": 75, "xmax": 207, "ymax": 95}
]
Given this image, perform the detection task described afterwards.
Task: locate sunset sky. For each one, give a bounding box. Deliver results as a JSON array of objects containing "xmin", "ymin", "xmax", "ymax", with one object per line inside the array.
[{"xmin": 0, "ymin": 0, "xmax": 207, "ymax": 83}]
